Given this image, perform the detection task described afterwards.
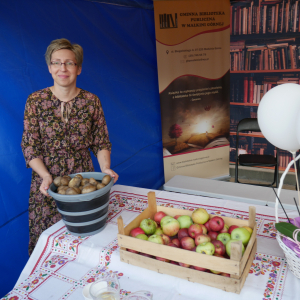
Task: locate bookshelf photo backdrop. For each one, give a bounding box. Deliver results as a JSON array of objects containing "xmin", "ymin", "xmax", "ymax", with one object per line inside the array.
[{"xmin": 230, "ymin": 0, "xmax": 300, "ymax": 172}]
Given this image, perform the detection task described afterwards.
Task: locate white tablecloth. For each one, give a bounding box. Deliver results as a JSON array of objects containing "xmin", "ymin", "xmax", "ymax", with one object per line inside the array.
[{"xmin": 3, "ymin": 184, "xmax": 299, "ymax": 300}]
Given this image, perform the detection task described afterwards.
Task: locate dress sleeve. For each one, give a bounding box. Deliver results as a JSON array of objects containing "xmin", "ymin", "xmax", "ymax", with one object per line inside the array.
[
  {"xmin": 90, "ymin": 96, "xmax": 112, "ymax": 157},
  {"xmin": 21, "ymin": 94, "xmax": 43, "ymax": 168}
]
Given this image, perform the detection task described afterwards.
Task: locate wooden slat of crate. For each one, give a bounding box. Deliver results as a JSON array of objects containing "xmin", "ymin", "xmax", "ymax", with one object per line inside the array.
[
  {"xmin": 118, "ymin": 234, "xmax": 241, "ymax": 275},
  {"xmin": 119, "ymin": 239, "xmax": 257, "ymax": 294}
]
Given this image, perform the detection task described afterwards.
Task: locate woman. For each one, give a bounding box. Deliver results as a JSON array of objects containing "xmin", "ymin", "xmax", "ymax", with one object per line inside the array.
[{"xmin": 21, "ymin": 38, "xmax": 118, "ymax": 255}]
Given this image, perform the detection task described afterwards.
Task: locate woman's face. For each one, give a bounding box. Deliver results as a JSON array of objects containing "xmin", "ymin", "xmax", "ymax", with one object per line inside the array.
[{"xmin": 48, "ymin": 49, "xmax": 82, "ymax": 89}]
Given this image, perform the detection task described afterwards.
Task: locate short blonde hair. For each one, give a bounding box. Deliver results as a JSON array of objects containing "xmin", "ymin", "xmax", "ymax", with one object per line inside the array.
[{"xmin": 45, "ymin": 38, "xmax": 83, "ymax": 67}]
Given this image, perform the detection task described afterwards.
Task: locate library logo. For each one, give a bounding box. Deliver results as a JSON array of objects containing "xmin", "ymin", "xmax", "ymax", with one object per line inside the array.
[{"xmin": 159, "ymin": 13, "xmax": 178, "ymax": 29}]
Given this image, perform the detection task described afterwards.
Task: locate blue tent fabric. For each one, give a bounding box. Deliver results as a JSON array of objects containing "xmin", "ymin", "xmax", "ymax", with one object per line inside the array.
[
  {"xmin": 89, "ymin": 0, "xmax": 154, "ymax": 9},
  {"xmin": 0, "ymin": 0, "xmax": 164, "ymax": 296}
]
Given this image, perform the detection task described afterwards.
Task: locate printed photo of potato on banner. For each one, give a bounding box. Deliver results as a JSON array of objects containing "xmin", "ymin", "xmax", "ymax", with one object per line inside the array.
[{"xmin": 154, "ymin": 0, "xmax": 231, "ymax": 182}]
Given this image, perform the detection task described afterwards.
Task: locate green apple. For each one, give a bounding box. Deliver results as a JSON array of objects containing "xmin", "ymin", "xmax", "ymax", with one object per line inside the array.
[
  {"xmin": 135, "ymin": 234, "xmax": 148, "ymax": 240},
  {"xmin": 231, "ymin": 227, "xmax": 251, "ymax": 246},
  {"xmin": 196, "ymin": 242, "xmax": 215, "ymax": 255},
  {"xmin": 154, "ymin": 227, "xmax": 163, "ymax": 235},
  {"xmin": 217, "ymin": 233, "xmax": 231, "ymax": 245},
  {"xmin": 226, "ymin": 239, "xmax": 245, "ymax": 257},
  {"xmin": 192, "ymin": 208, "xmax": 209, "ymax": 224},
  {"xmin": 243, "ymin": 226, "xmax": 253, "ymax": 234},
  {"xmin": 140, "ymin": 218, "xmax": 157, "ymax": 235},
  {"xmin": 160, "ymin": 216, "xmax": 174, "ymax": 227},
  {"xmin": 177, "ymin": 215, "xmax": 193, "ymax": 229},
  {"xmin": 148, "ymin": 234, "xmax": 164, "ymax": 244}
]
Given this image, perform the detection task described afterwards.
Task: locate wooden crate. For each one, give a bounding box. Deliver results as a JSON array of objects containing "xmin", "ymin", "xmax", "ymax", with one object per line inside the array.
[{"xmin": 117, "ymin": 192, "xmax": 257, "ymax": 294}]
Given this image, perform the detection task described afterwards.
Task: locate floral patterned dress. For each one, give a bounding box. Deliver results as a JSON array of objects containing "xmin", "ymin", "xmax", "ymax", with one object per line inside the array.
[{"xmin": 21, "ymin": 87, "xmax": 111, "ymax": 255}]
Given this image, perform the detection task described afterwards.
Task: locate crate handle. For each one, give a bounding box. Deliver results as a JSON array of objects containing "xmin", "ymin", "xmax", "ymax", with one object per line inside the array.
[
  {"xmin": 249, "ymin": 206, "xmax": 256, "ymax": 229},
  {"xmin": 230, "ymin": 240, "xmax": 243, "ymax": 279},
  {"xmin": 117, "ymin": 216, "xmax": 125, "ymax": 235},
  {"xmin": 147, "ymin": 192, "xmax": 158, "ymax": 217}
]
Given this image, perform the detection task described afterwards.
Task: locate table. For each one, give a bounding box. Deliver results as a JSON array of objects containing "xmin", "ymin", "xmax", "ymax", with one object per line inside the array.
[
  {"xmin": 3, "ymin": 184, "xmax": 300, "ymax": 300},
  {"xmin": 164, "ymin": 175, "xmax": 298, "ymax": 210}
]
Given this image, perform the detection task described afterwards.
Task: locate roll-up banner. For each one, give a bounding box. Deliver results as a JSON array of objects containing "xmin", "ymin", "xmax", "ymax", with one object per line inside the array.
[{"xmin": 154, "ymin": 0, "xmax": 230, "ymax": 182}]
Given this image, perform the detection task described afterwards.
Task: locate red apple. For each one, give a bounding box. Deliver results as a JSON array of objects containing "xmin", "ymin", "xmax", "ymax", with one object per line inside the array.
[
  {"xmin": 188, "ymin": 224, "xmax": 203, "ymax": 238},
  {"xmin": 208, "ymin": 231, "xmax": 219, "ymax": 241},
  {"xmin": 191, "ymin": 246, "xmax": 197, "ymax": 251},
  {"xmin": 127, "ymin": 248, "xmax": 138, "ymax": 254},
  {"xmin": 224, "ymin": 253, "xmax": 230, "ymax": 259},
  {"xmin": 178, "ymin": 228, "xmax": 189, "ymax": 240},
  {"xmin": 228, "ymin": 225, "xmax": 239, "ymax": 234},
  {"xmin": 220, "ymin": 272, "xmax": 230, "ymax": 277},
  {"xmin": 209, "ymin": 216, "xmax": 225, "ymax": 232},
  {"xmin": 174, "ymin": 215, "xmax": 182, "ymax": 220},
  {"xmin": 181, "ymin": 236, "xmax": 195, "ymax": 250},
  {"xmin": 220, "ymin": 224, "xmax": 229, "ymax": 233},
  {"xmin": 213, "ymin": 253, "xmax": 224, "ymax": 258},
  {"xmin": 130, "ymin": 227, "xmax": 145, "ymax": 237},
  {"xmin": 154, "ymin": 211, "xmax": 167, "ymax": 224},
  {"xmin": 204, "ymin": 221, "xmax": 211, "ymax": 232},
  {"xmin": 161, "ymin": 218, "xmax": 180, "ymax": 237},
  {"xmin": 171, "ymin": 238, "xmax": 180, "ymax": 248},
  {"xmin": 199, "ymin": 224, "xmax": 207, "ymax": 234},
  {"xmin": 179, "ymin": 262, "xmax": 190, "ymax": 268},
  {"xmin": 156, "ymin": 256, "xmax": 169, "ymax": 262},
  {"xmin": 170, "ymin": 261, "xmax": 179, "ymax": 265},
  {"xmin": 139, "ymin": 252, "xmax": 153, "ymax": 258},
  {"xmin": 167, "ymin": 242, "xmax": 179, "ymax": 248},
  {"xmin": 194, "ymin": 234, "xmax": 211, "ymax": 246},
  {"xmin": 193, "ymin": 265, "xmax": 207, "ymax": 271},
  {"xmin": 211, "ymin": 240, "xmax": 226, "ymax": 256},
  {"xmin": 160, "ymin": 234, "xmax": 171, "ymax": 245}
]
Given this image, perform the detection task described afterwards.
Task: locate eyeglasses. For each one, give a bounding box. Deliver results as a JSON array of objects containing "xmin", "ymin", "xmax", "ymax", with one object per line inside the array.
[{"xmin": 50, "ymin": 61, "xmax": 77, "ymax": 68}]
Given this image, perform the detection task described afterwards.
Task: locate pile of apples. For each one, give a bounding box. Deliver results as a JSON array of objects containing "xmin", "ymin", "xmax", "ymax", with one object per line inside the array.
[{"xmin": 128, "ymin": 208, "xmax": 253, "ymax": 276}]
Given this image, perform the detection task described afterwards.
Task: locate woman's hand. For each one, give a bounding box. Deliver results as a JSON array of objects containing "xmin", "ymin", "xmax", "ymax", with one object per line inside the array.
[
  {"xmin": 40, "ymin": 174, "xmax": 53, "ymax": 196},
  {"xmin": 102, "ymin": 168, "xmax": 119, "ymax": 183}
]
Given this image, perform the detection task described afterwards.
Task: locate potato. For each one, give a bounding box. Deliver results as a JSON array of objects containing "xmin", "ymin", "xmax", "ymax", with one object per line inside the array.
[
  {"xmin": 69, "ymin": 177, "xmax": 81, "ymax": 188},
  {"xmin": 73, "ymin": 187, "xmax": 81, "ymax": 194},
  {"xmin": 82, "ymin": 184, "xmax": 97, "ymax": 194},
  {"xmin": 79, "ymin": 186, "xmax": 84, "ymax": 191},
  {"xmin": 63, "ymin": 175, "xmax": 72, "ymax": 180},
  {"xmin": 97, "ymin": 183, "xmax": 106, "ymax": 190},
  {"xmin": 57, "ymin": 186, "xmax": 68, "ymax": 192},
  {"xmin": 101, "ymin": 175, "xmax": 111, "ymax": 185},
  {"xmin": 57, "ymin": 186, "xmax": 68, "ymax": 194},
  {"xmin": 75, "ymin": 174, "xmax": 83, "ymax": 180},
  {"xmin": 53, "ymin": 176, "xmax": 62, "ymax": 187},
  {"xmin": 89, "ymin": 178, "xmax": 98, "ymax": 186},
  {"xmin": 81, "ymin": 178, "xmax": 90, "ymax": 186},
  {"xmin": 61, "ymin": 177, "xmax": 71, "ymax": 186},
  {"xmin": 65, "ymin": 187, "xmax": 79, "ymax": 195}
]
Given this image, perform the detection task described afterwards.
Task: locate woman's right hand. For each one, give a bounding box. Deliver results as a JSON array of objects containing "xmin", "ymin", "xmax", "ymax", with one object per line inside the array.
[{"xmin": 40, "ymin": 174, "xmax": 53, "ymax": 196}]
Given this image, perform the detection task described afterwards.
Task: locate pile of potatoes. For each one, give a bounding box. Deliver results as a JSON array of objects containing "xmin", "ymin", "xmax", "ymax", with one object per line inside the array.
[{"xmin": 53, "ymin": 174, "xmax": 111, "ymax": 195}]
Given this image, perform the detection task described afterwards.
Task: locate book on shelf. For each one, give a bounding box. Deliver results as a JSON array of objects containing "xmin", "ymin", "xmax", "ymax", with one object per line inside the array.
[
  {"xmin": 230, "ymin": 40, "xmax": 300, "ymax": 71},
  {"xmin": 231, "ymin": 0, "xmax": 300, "ymax": 35},
  {"xmin": 231, "ymin": 73, "xmax": 300, "ymax": 103},
  {"xmin": 278, "ymin": 150, "xmax": 293, "ymax": 168}
]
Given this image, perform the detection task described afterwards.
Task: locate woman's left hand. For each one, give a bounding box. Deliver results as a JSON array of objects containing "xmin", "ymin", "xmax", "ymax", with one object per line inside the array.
[{"xmin": 102, "ymin": 168, "xmax": 119, "ymax": 183}]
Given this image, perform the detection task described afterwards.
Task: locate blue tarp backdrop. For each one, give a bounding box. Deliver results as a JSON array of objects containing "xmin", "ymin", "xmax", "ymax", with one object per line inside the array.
[{"xmin": 0, "ymin": 0, "xmax": 164, "ymax": 296}]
